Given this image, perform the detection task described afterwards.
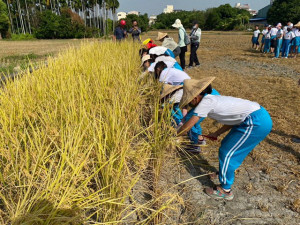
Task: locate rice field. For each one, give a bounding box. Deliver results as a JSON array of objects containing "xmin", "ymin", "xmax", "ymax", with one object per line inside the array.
[{"xmin": 0, "ymin": 31, "xmax": 299, "ymax": 224}]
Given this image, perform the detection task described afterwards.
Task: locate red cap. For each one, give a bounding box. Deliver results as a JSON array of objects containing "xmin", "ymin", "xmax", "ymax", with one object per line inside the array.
[{"xmin": 120, "ymin": 20, "xmax": 126, "ymax": 26}]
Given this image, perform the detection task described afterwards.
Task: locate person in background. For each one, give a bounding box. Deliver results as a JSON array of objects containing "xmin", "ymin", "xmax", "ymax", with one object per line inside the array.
[
  {"xmin": 291, "ymin": 22, "xmax": 300, "ymax": 58},
  {"xmin": 260, "ymin": 24, "xmax": 268, "ymax": 52},
  {"xmin": 282, "ymin": 27, "xmax": 295, "ymax": 58},
  {"xmin": 172, "ymin": 19, "xmax": 188, "ymax": 70},
  {"xmin": 143, "ymin": 38, "xmax": 157, "ymax": 50},
  {"xmin": 270, "ymin": 25, "xmax": 278, "ymax": 53},
  {"xmin": 156, "ymin": 32, "xmax": 181, "ymax": 57},
  {"xmin": 263, "ymin": 26, "xmax": 272, "ymax": 53},
  {"xmin": 113, "ymin": 20, "xmax": 127, "ymax": 41},
  {"xmin": 128, "ymin": 20, "xmax": 141, "ymax": 42},
  {"xmin": 283, "ymin": 22, "xmax": 294, "ymax": 34},
  {"xmin": 274, "ymin": 23, "xmax": 283, "ymax": 58},
  {"xmin": 178, "ymin": 78, "xmax": 272, "ymax": 200},
  {"xmin": 252, "ymin": 25, "xmax": 260, "ymax": 50},
  {"xmin": 188, "ymin": 21, "xmax": 202, "ymax": 68}
]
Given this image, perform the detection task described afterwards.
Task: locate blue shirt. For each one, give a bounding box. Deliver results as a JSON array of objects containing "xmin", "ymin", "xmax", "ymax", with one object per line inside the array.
[{"xmin": 114, "ymin": 27, "xmax": 126, "ymax": 40}]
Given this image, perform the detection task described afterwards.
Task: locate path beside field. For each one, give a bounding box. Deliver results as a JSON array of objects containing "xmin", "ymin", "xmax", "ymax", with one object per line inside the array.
[{"xmin": 141, "ymin": 31, "xmax": 300, "ymax": 224}]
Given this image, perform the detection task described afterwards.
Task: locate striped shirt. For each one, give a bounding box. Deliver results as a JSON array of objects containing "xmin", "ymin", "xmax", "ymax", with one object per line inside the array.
[{"xmin": 194, "ymin": 95, "xmax": 260, "ymax": 125}]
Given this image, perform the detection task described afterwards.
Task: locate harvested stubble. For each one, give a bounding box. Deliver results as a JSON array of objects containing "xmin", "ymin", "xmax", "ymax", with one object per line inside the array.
[{"xmin": 0, "ymin": 41, "xmax": 178, "ymax": 224}]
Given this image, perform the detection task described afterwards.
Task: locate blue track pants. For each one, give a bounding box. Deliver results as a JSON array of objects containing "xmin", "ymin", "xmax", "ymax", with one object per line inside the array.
[
  {"xmin": 219, "ymin": 107, "xmax": 272, "ymax": 189},
  {"xmin": 282, "ymin": 39, "xmax": 291, "ymax": 58},
  {"xmin": 275, "ymin": 39, "xmax": 283, "ymax": 58}
]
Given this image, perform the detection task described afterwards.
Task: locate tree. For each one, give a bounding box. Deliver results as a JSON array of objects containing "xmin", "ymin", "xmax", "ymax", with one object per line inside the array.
[
  {"xmin": 0, "ymin": 0, "xmax": 10, "ymax": 38},
  {"xmin": 267, "ymin": 0, "xmax": 300, "ymax": 25}
]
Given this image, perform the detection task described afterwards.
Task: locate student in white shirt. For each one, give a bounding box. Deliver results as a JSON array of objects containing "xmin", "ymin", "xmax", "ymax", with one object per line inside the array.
[
  {"xmin": 270, "ymin": 26, "xmax": 278, "ymax": 53},
  {"xmin": 154, "ymin": 61, "xmax": 191, "ymax": 85},
  {"xmin": 177, "ymin": 78, "xmax": 272, "ymax": 200},
  {"xmin": 291, "ymin": 22, "xmax": 300, "ymax": 58},
  {"xmin": 263, "ymin": 26, "xmax": 272, "ymax": 53},
  {"xmin": 252, "ymin": 26, "xmax": 260, "ymax": 50},
  {"xmin": 260, "ymin": 24, "xmax": 268, "ymax": 52},
  {"xmin": 282, "ymin": 27, "xmax": 296, "ymax": 58},
  {"xmin": 274, "ymin": 23, "xmax": 283, "ymax": 58}
]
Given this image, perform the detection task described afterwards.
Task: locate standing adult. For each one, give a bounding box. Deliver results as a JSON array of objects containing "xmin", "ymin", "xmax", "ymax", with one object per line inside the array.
[
  {"xmin": 270, "ymin": 25, "xmax": 278, "ymax": 53},
  {"xmin": 156, "ymin": 32, "xmax": 181, "ymax": 57},
  {"xmin": 188, "ymin": 21, "xmax": 201, "ymax": 68},
  {"xmin": 172, "ymin": 19, "xmax": 188, "ymax": 70},
  {"xmin": 128, "ymin": 20, "xmax": 141, "ymax": 42},
  {"xmin": 274, "ymin": 23, "xmax": 283, "ymax": 58},
  {"xmin": 113, "ymin": 20, "xmax": 127, "ymax": 41}
]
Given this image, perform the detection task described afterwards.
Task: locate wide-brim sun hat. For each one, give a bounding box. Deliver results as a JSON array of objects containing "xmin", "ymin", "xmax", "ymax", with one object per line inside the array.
[
  {"xmin": 156, "ymin": 32, "xmax": 168, "ymax": 41},
  {"xmin": 172, "ymin": 19, "xmax": 183, "ymax": 28},
  {"xmin": 160, "ymin": 84, "xmax": 183, "ymax": 100},
  {"xmin": 141, "ymin": 55, "xmax": 151, "ymax": 66},
  {"xmin": 295, "ymin": 21, "xmax": 300, "ymax": 28},
  {"xmin": 179, "ymin": 77, "xmax": 216, "ymax": 108},
  {"xmin": 149, "ymin": 46, "xmax": 168, "ymax": 56}
]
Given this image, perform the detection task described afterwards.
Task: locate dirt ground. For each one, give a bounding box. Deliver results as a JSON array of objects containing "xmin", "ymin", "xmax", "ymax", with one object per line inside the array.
[{"xmin": 141, "ymin": 31, "xmax": 300, "ymax": 224}]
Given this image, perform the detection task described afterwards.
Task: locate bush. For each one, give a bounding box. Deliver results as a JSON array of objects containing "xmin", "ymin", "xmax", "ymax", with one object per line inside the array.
[
  {"xmin": 34, "ymin": 9, "xmax": 96, "ymax": 39},
  {"xmin": 11, "ymin": 33, "xmax": 35, "ymax": 40},
  {"xmin": 0, "ymin": 0, "xmax": 10, "ymax": 38}
]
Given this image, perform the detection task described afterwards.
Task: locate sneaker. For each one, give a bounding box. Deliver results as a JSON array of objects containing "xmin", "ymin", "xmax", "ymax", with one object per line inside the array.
[
  {"xmin": 205, "ymin": 186, "xmax": 234, "ymax": 200},
  {"xmin": 185, "ymin": 145, "xmax": 201, "ymax": 153},
  {"xmin": 198, "ymin": 139, "xmax": 207, "ymax": 146},
  {"xmin": 195, "ymin": 64, "xmax": 201, "ymax": 67}
]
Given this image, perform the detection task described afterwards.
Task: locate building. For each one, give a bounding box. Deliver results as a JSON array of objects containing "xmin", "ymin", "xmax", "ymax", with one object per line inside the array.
[
  {"xmin": 250, "ymin": 0, "xmax": 274, "ymax": 25},
  {"xmin": 235, "ymin": 3, "xmax": 257, "ymax": 16},
  {"xmin": 117, "ymin": 12, "xmax": 127, "ymax": 20},
  {"xmin": 149, "ymin": 15, "xmax": 157, "ymax": 26},
  {"xmin": 128, "ymin": 11, "xmax": 140, "ymax": 16},
  {"xmin": 164, "ymin": 5, "xmax": 174, "ymax": 14}
]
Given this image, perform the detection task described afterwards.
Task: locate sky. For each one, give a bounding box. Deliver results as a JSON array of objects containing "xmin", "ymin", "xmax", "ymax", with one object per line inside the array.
[{"xmin": 117, "ymin": 0, "xmax": 271, "ymax": 15}]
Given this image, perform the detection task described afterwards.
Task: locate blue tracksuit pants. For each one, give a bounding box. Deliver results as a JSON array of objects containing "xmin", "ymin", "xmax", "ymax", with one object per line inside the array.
[
  {"xmin": 282, "ymin": 39, "xmax": 291, "ymax": 57},
  {"xmin": 275, "ymin": 39, "xmax": 283, "ymax": 58},
  {"xmin": 219, "ymin": 107, "xmax": 272, "ymax": 189},
  {"xmin": 263, "ymin": 39, "xmax": 271, "ymax": 53},
  {"xmin": 186, "ymin": 89, "xmax": 220, "ymax": 144}
]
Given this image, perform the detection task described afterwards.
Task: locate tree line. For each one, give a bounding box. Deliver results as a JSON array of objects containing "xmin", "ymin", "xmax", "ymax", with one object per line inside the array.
[
  {"xmin": 152, "ymin": 4, "xmax": 251, "ymax": 31},
  {"xmin": 0, "ymin": 0, "xmax": 120, "ymax": 38}
]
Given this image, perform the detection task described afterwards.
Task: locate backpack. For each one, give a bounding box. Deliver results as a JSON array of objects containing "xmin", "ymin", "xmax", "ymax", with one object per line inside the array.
[{"xmin": 180, "ymin": 28, "xmax": 190, "ymax": 45}]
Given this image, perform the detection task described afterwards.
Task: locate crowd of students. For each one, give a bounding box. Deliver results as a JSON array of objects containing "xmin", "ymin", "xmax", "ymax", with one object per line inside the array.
[
  {"xmin": 139, "ymin": 19, "xmax": 273, "ymax": 201},
  {"xmin": 252, "ymin": 21, "xmax": 300, "ymax": 58}
]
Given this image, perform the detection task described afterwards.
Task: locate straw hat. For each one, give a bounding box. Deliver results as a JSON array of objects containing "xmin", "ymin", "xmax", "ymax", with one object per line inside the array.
[
  {"xmin": 295, "ymin": 21, "xmax": 300, "ymax": 28},
  {"xmin": 156, "ymin": 32, "xmax": 168, "ymax": 41},
  {"xmin": 172, "ymin": 19, "xmax": 183, "ymax": 28},
  {"xmin": 149, "ymin": 46, "xmax": 167, "ymax": 56},
  {"xmin": 160, "ymin": 84, "xmax": 183, "ymax": 100},
  {"xmin": 179, "ymin": 77, "xmax": 216, "ymax": 108},
  {"xmin": 141, "ymin": 55, "xmax": 151, "ymax": 66}
]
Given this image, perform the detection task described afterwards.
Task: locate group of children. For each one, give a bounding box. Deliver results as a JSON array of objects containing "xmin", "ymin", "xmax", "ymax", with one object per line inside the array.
[
  {"xmin": 139, "ymin": 25, "xmax": 273, "ymax": 200},
  {"xmin": 252, "ymin": 21, "xmax": 300, "ymax": 58}
]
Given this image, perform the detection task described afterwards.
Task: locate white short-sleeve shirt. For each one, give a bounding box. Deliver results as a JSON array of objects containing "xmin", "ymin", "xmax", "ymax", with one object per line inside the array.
[
  {"xmin": 277, "ymin": 29, "xmax": 283, "ymax": 39},
  {"xmin": 159, "ymin": 68, "xmax": 191, "ymax": 85},
  {"xmin": 270, "ymin": 28, "xmax": 278, "ymax": 36},
  {"xmin": 262, "ymin": 29, "xmax": 268, "ymax": 36},
  {"xmin": 265, "ymin": 31, "xmax": 272, "ymax": 39},
  {"xmin": 193, "ymin": 95, "xmax": 260, "ymax": 125},
  {"xmin": 170, "ymin": 89, "xmax": 183, "ymax": 104},
  {"xmin": 293, "ymin": 28, "xmax": 300, "ymax": 37},
  {"xmin": 253, "ymin": 30, "xmax": 260, "ymax": 37},
  {"xmin": 284, "ymin": 31, "xmax": 296, "ymax": 40}
]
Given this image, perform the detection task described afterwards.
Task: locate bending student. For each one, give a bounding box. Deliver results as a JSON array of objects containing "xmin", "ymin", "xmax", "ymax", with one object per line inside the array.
[{"xmin": 177, "ymin": 78, "xmax": 272, "ymax": 200}]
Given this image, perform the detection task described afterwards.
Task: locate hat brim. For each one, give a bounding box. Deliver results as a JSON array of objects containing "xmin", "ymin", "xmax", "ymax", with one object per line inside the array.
[
  {"xmin": 155, "ymin": 33, "xmax": 168, "ymax": 41},
  {"xmin": 172, "ymin": 24, "xmax": 182, "ymax": 28},
  {"xmin": 160, "ymin": 85, "xmax": 183, "ymax": 100},
  {"xmin": 179, "ymin": 77, "xmax": 216, "ymax": 108}
]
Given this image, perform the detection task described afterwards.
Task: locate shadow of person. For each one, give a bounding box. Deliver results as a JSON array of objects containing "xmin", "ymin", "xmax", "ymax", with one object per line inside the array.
[
  {"xmin": 178, "ymin": 148, "xmax": 218, "ymax": 188},
  {"xmin": 12, "ymin": 199, "xmax": 81, "ymax": 225}
]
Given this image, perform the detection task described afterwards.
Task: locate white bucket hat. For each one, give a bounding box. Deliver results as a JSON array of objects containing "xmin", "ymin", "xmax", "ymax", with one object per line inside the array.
[
  {"xmin": 141, "ymin": 55, "xmax": 151, "ymax": 66},
  {"xmin": 172, "ymin": 19, "xmax": 183, "ymax": 28},
  {"xmin": 148, "ymin": 61, "xmax": 175, "ymax": 73},
  {"xmin": 149, "ymin": 46, "xmax": 168, "ymax": 56}
]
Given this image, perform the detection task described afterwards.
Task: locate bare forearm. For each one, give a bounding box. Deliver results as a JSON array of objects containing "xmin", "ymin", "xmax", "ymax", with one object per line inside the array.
[{"xmin": 214, "ymin": 125, "xmax": 233, "ymax": 136}]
